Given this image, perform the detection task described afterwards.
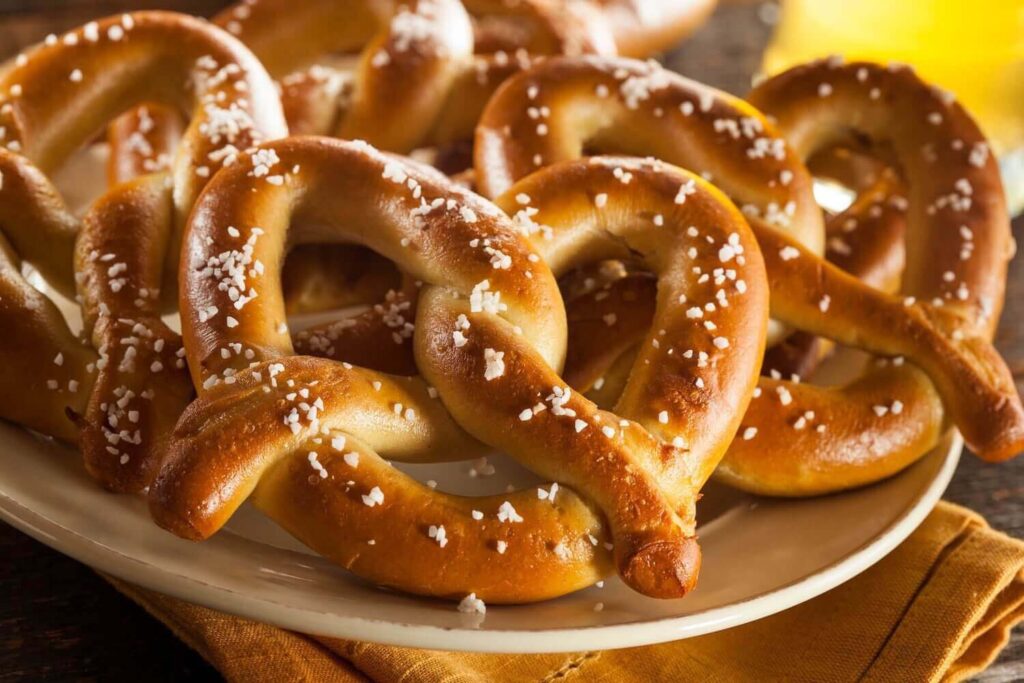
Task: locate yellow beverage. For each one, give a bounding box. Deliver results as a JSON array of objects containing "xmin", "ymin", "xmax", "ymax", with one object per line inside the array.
[{"xmin": 762, "ymin": 0, "xmax": 1024, "ymax": 211}]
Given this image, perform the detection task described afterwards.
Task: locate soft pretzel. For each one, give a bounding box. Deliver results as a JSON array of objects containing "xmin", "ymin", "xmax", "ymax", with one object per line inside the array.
[
  {"xmin": 149, "ymin": 137, "xmax": 768, "ymax": 602},
  {"xmin": 0, "ymin": 11, "xmax": 287, "ymax": 491},
  {"xmin": 471, "ymin": 56, "xmax": 1024, "ymax": 494},
  {"xmin": 593, "ymin": 0, "xmax": 718, "ymax": 58}
]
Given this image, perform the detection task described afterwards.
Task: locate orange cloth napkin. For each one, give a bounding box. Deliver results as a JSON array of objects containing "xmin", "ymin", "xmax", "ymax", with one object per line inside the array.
[{"xmin": 104, "ymin": 501, "xmax": 1024, "ymax": 682}]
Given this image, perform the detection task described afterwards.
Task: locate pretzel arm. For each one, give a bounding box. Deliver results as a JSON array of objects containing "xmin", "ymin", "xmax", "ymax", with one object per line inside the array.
[
  {"xmin": 283, "ymin": 244, "xmax": 401, "ymax": 315},
  {"xmin": 562, "ymin": 271, "xmax": 656, "ymax": 394},
  {"xmin": 154, "ymin": 356, "xmax": 609, "ymax": 603},
  {"xmin": 0, "ymin": 151, "xmax": 78, "ymax": 296},
  {"xmin": 762, "ymin": 170, "xmax": 907, "ymax": 378},
  {"xmin": 74, "ymin": 173, "xmax": 193, "ymax": 491},
  {"xmin": 0, "ymin": 234, "xmax": 96, "ymax": 442},
  {"xmin": 824, "ymin": 176, "xmax": 907, "ymax": 291},
  {"xmin": 213, "ymin": 0, "xmax": 381, "ymax": 77},
  {"xmin": 293, "ymin": 286, "xmax": 419, "ymax": 374},
  {"xmin": 277, "ymin": 66, "xmax": 350, "ymax": 136},
  {"xmin": 0, "ymin": 153, "xmax": 90, "ymax": 442},
  {"xmin": 463, "ymin": 0, "xmax": 616, "ymax": 55}
]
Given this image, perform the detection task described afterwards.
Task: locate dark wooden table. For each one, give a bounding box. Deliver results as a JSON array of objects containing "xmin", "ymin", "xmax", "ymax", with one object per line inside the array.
[{"xmin": 1, "ymin": 2, "xmax": 1022, "ymax": 681}]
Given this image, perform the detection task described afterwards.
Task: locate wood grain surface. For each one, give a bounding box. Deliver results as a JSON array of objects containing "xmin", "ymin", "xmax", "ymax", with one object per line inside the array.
[{"xmin": 1, "ymin": 2, "xmax": 1022, "ymax": 681}]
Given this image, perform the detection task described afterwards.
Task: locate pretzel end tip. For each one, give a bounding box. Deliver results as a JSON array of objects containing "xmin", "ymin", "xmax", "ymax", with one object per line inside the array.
[
  {"xmin": 961, "ymin": 388, "xmax": 1024, "ymax": 463},
  {"xmin": 148, "ymin": 490, "xmax": 213, "ymax": 542},
  {"xmin": 971, "ymin": 426, "xmax": 1024, "ymax": 463},
  {"xmin": 78, "ymin": 418, "xmax": 151, "ymax": 494},
  {"xmin": 620, "ymin": 536, "xmax": 701, "ymax": 599}
]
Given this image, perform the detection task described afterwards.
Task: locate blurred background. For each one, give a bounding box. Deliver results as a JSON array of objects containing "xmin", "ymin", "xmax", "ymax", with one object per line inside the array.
[{"xmin": 0, "ymin": 1, "xmax": 1021, "ymax": 680}]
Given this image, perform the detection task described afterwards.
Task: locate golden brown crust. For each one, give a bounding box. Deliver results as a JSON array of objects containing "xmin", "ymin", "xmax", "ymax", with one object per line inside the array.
[
  {"xmin": 211, "ymin": 0, "xmax": 479, "ymax": 151},
  {"xmin": 749, "ymin": 60, "xmax": 1011, "ymax": 338},
  {"xmin": 197, "ymin": 0, "xmax": 718, "ymax": 320},
  {"xmin": 292, "ymin": 285, "xmax": 419, "ymax": 375},
  {"xmin": 74, "ymin": 174, "xmax": 194, "ymax": 492},
  {"xmin": 718, "ymin": 364, "xmax": 945, "ymax": 496},
  {"xmin": 204, "ymin": 1, "xmax": 537, "ymax": 317},
  {"xmin": 0, "ymin": 227, "xmax": 95, "ymax": 442},
  {"xmin": 154, "ymin": 137, "xmax": 770, "ymax": 602},
  {"xmin": 154, "ymin": 356, "xmax": 609, "ymax": 603},
  {"xmin": 596, "ymin": 0, "xmax": 718, "ymax": 57},
  {"xmin": 0, "ymin": 151, "xmax": 78, "ymax": 297},
  {"xmin": 211, "ymin": 0, "xmax": 716, "ymax": 151},
  {"xmin": 466, "ymin": 0, "xmax": 613, "ymax": 55},
  {"xmin": 464, "ymin": 0, "xmax": 716, "ymax": 57},
  {"xmin": 493, "ymin": 157, "xmax": 769, "ymax": 490}
]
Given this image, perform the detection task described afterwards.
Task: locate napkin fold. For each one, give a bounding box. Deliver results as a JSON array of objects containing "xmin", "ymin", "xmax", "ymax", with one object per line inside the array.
[{"xmin": 104, "ymin": 501, "xmax": 1024, "ymax": 682}]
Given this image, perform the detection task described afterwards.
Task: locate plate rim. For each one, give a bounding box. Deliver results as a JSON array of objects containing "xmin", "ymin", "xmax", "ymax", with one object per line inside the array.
[{"xmin": 0, "ymin": 430, "xmax": 962, "ymax": 653}]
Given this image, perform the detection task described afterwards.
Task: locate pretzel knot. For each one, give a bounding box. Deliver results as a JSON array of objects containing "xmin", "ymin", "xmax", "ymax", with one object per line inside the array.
[
  {"xmin": 149, "ymin": 136, "xmax": 767, "ymax": 602},
  {"xmin": 0, "ymin": 11, "xmax": 287, "ymax": 491},
  {"xmin": 474, "ymin": 55, "xmax": 1024, "ymax": 495}
]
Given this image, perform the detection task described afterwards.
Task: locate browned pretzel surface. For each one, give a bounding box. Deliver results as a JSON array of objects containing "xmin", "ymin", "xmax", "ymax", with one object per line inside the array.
[{"xmin": 150, "ymin": 137, "xmax": 769, "ymax": 602}]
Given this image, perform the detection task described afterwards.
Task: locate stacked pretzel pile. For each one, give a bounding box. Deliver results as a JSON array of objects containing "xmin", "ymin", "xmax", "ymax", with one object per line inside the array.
[{"xmin": 0, "ymin": 2, "xmax": 1021, "ymax": 610}]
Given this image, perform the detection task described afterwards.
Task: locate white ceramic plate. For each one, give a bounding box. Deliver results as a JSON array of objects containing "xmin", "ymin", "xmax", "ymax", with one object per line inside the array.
[
  {"xmin": 0, "ymin": 415, "xmax": 960, "ymax": 652},
  {"xmin": 0, "ymin": 147, "xmax": 962, "ymax": 652}
]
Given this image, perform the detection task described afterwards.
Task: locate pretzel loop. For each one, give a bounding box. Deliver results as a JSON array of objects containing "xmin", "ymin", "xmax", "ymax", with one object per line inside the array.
[
  {"xmin": 475, "ymin": 57, "xmax": 824, "ymax": 255},
  {"xmin": 743, "ymin": 61, "xmax": 1023, "ymax": 462}
]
